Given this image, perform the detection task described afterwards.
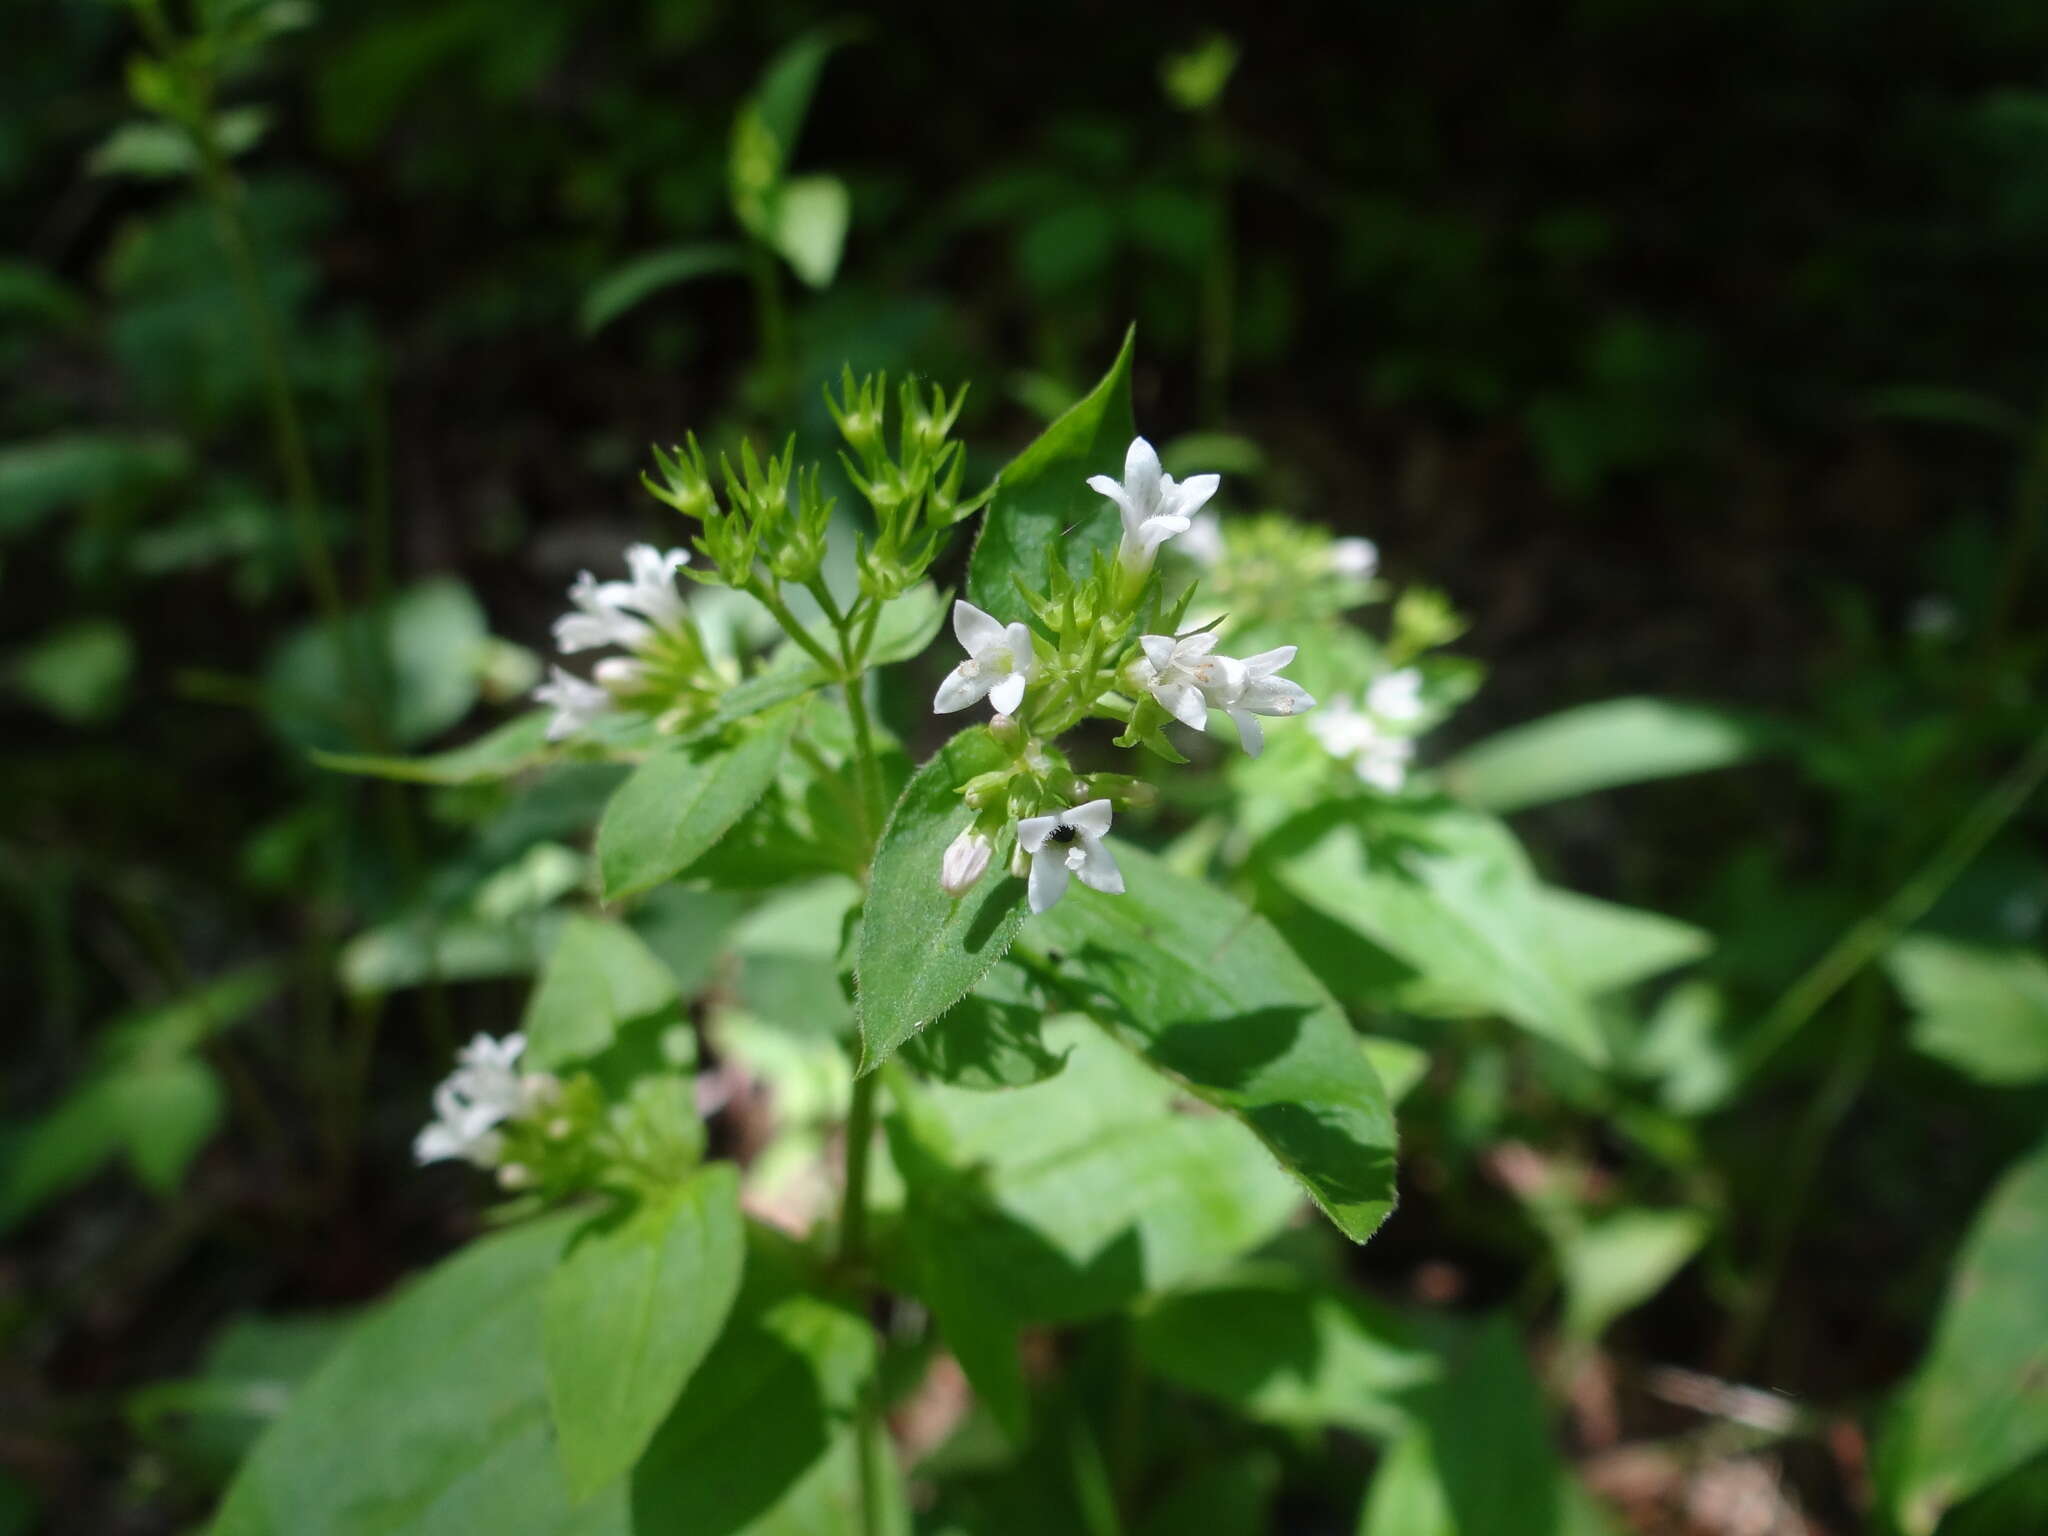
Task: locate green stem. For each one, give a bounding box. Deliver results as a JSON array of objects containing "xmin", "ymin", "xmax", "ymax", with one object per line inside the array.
[
  {"xmin": 838, "ymin": 1070, "xmax": 883, "ymax": 1536},
  {"xmin": 747, "ymin": 240, "xmax": 792, "ymax": 417},
  {"xmin": 841, "ymin": 676, "xmax": 887, "ymax": 844},
  {"xmin": 1732, "ymin": 722, "xmax": 2048, "ymax": 1084},
  {"xmin": 752, "ymin": 583, "xmax": 843, "ymax": 674}
]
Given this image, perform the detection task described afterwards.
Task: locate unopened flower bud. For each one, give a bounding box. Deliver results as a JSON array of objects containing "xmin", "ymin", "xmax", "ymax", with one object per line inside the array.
[
  {"xmin": 988, "ymin": 712, "xmax": 1022, "ymax": 747},
  {"xmin": 939, "ymin": 829, "xmax": 994, "ymax": 897}
]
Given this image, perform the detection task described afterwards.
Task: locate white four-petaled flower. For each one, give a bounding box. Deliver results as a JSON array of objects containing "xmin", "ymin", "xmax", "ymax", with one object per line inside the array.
[
  {"xmin": 538, "ymin": 543, "xmax": 694, "ymax": 738},
  {"xmin": 1016, "ymin": 799, "xmax": 1124, "ymax": 914},
  {"xmin": 1090, "ymin": 437, "xmax": 1219, "ymax": 573},
  {"xmin": 933, "ymin": 600, "xmax": 1036, "ymax": 717},
  {"xmin": 413, "ymin": 1032, "xmax": 558, "ymax": 1169},
  {"xmin": 1309, "ymin": 688, "xmax": 1419, "ymax": 792},
  {"xmin": 535, "ymin": 665, "xmax": 612, "ymax": 741},
  {"xmin": 1366, "ymin": 667, "xmax": 1423, "ymax": 723},
  {"xmin": 1135, "ymin": 634, "xmax": 1315, "ymax": 756}
]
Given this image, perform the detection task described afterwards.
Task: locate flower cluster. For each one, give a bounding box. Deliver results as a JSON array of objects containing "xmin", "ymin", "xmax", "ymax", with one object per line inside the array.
[
  {"xmin": 931, "ymin": 435, "xmax": 1322, "ymax": 913},
  {"xmin": 1309, "ymin": 667, "xmax": 1426, "ymax": 791},
  {"xmin": 413, "ymin": 1032, "xmax": 560, "ymax": 1182},
  {"xmin": 534, "ymin": 542, "xmax": 717, "ymax": 740}
]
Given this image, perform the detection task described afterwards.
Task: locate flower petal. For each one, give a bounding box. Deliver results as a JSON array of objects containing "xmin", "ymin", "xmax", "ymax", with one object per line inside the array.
[
  {"xmin": 1075, "ymin": 837, "xmax": 1124, "ymax": 895},
  {"xmin": 989, "ymin": 671, "xmax": 1027, "ymax": 715},
  {"xmin": 1240, "ymin": 646, "xmax": 1298, "ymax": 680},
  {"xmin": 952, "ymin": 599, "xmax": 1007, "ymax": 656},
  {"xmin": 1169, "ymin": 471, "xmax": 1220, "ymax": 518},
  {"xmin": 1231, "ymin": 708, "xmax": 1266, "ymax": 757},
  {"xmin": 1154, "ymin": 680, "xmax": 1209, "ymax": 732},
  {"xmin": 1066, "ymin": 798, "xmax": 1114, "ymax": 839},
  {"xmin": 1028, "ymin": 851, "xmax": 1071, "ymax": 914},
  {"xmin": 1241, "ymin": 677, "xmax": 1315, "ymax": 718},
  {"xmin": 933, "ymin": 666, "xmax": 994, "ymax": 714},
  {"xmin": 1123, "ymin": 437, "xmax": 1162, "ymax": 510},
  {"xmin": 1004, "ymin": 623, "xmax": 1036, "ymax": 669},
  {"xmin": 1016, "ymin": 813, "xmax": 1060, "ymax": 854},
  {"xmin": 1139, "ymin": 634, "xmax": 1179, "ymax": 673}
]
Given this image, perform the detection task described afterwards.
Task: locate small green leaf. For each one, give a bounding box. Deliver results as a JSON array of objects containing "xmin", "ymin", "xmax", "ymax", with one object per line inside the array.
[
  {"xmin": 1888, "ymin": 934, "xmax": 2048, "ymax": 1085},
  {"xmin": 596, "ymin": 702, "xmax": 800, "ymax": 901},
  {"xmin": 769, "ymin": 175, "xmax": 849, "ymax": 289},
  {"xmin": 1556, "ymin": 1208, "xmax": 1709, "ymax": 1342},
  {"xmin": 314, "ymin": 710, "xmax": 556, "ymax": 786},
  {"xmin": 10, "ymin": 619, "xmax": 133, "ymax": 724},
  {"xmin": 1879, "ymin": 1136, "xmax": 2048, "ymax": 1535},
  {"xmin": 1136, "ymin": 1270, "xmax": 1437, "ymax": 1438},
  {"xmin": 914, "ymin": 1230, "xmax": 1028, "ymax": 1442},
  {"xmin": 1442, "ymin": 697, "xmax": 1763, "ymax": 814},
  {"xmin": 1267, "ymin": 807, "xmax": 1608, "ymax": 1066},
  {"xmin": 0, "ymin": 433, "xmax": 188, "ymax": 539},
  {"xmin": 522, "ymin": 914, "xmax": 680, "ymax": 1071},
  {"xmin": 543, "ymin": 1166, "xmax": 744, "ymax": 1500},
  {"xmin": 1535, "ymin": 887, "xmax": 1710, "ymax": 996},
  {"xmin": 118, "ymin": 1059, "xmax": 225, "ymax": 1193},
  {"xmin": 1032, "ymin": 845, "xmax": 1400, "ymax": 1242},
  {"xmin": 580, "ymin": 243, "xmax": 746, "ymax": 335},
  {"xmin": 213, "ymin": 1215, "xmax": 627, "ymax": 1536},
  {"xmin": 855, "ymin": 728, "xmax": 1028, "ymax": 1073},
  {"xmin": 966, "ymin": 327, "xmax": 1137, "ymax": 623}
]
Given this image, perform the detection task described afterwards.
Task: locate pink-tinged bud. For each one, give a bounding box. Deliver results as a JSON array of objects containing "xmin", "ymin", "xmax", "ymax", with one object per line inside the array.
[{"xmin": 939, "ymin": 829, "xmax": 994, "ymax": 897}]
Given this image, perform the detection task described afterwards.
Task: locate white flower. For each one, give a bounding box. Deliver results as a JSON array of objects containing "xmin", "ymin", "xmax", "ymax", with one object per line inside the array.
[
  {"xmin": 1016, "ymin": 799, "xmax": 1124, "ymax": 914},
  {"xmin": 1134, "ymin": 631, "xmax": 1233, "ymax": 731},
  {"xmin": 413, "ymin": 1033, "xmax": 558, "ymax": 1169},
  {"xmin": 1329, "ymin": 537, "xmax": 1379, "ymax": 579},
  {"xmin": 552, "ymin": 544, "xmax": 690, "ymax": 655},
  {"xmin": 933, "ymin": 600, "xmax": 1037, "ymax": 716},
  {"xmin": 1366, "ymin": 667, "xmax": 1424, "ymax": 724},
  {"xmin": 939, "ymin": 828, "xmax": 994, "ymax": 897},
  {"xmin": 535, "ymin": 665, "xmax": 612, "ymax": 740},
  {"xmin": 1309, "ymin": 695, "xmax": 1416, "ymax": 792},
  {"xmin": 1205, "ymin": 646, "xmax": 1315, "ymax": 757},
  {"xmin": 554, "ymin": 570, "xmax": 653, "ymax": 654},
  {"xmin": 1089, "ymin": 436, "xmax": 1219, "ymax": 573}
]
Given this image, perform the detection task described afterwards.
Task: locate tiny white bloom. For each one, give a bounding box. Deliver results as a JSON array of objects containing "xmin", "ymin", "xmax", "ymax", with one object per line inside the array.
[
  {"xmin": 1134, "ymin": 631, "xmax": 1234, "ymax": 732},
  {"xmin": 1089, "ymin": 436, "xmax": 1220, "ymax": 573},
  {"xmin": 1204, "ymin": 646, "xmax": 1315, "ymax": 758},
  {"xmin": 603, "ymin": 543, "xmax": 691, "ymax": 630},
  {"xmin": 1309, "ymin": 695, "xmax": 1415, "ymax": 791},
  {"xmin": 933, "ymin": 600, "xmax": 1037, "ymax": 716},
  {"xmin": 939, "ymin": 828, "xmax": 994, "ymax": 897},
  {"xmin": 413, "ymin": 1032, "xmax": 557, "ymax": 1169},
  {"xmin": 1365, "ymin": 667, "xmax": 1424, "ymax": 724},
  {"xmin": 553, "ymin": 570, "xmax": 653, "ymax": 654},
  {"xmin": 1015, "ymin": 799, "xmax": 1124, "ymax": 914},
  {"xmin": 1329, "ymin": 537, "xmax": 1379, "ymax": 579},
  {"xmin": 1180, "ymin": 510, "xmax": 1225, "ymax": 567},
  {"xmin": 534, "ymin": 665, "xmax": 612, "ymax": 740}
]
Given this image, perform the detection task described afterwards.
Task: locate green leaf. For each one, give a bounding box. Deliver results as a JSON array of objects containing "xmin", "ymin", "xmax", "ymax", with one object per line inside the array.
[
  {"xmin": 213, "ymin": 1215, "xmax": 632, "ymax": 1536},
  {"xmin": 1888, "ymin": 934, "xmax": 2048, "ymax": 1085},
  {"xmin": 769, "ymin": 175, "xmax": 849, "ymax": 288},
  {"xmin": 1879, "ymin": 1136, "xmax": 2048, "ymax": 1535},
  {"xmin": 1032, "ymin": 844, "xmax": 1400, "ymax": 1241},
  {"xmin": 89, "ymin": 109, "xmax": 268, "ymax": 179},
  {"xmin": 580, "ymin": 243, "xmax": 746, "ymax": 334},
  {"xmin": 901, "ymin": 961, "xmax": 1070, "ymax": 1089},
  {"xmin": 1357, "ymin": 1316, "xmax": 1590, "ymax": 1536},
  {"xmin": 10, "ymin": 619, "xmax": 133, "ymax": 724},
  {"xmin": 855, "ymin": 728, "xmax": 1028, "ymax": 1073},
  {"xmin": 1136, "ymin": 1269, "xmax": 1437, "ymax": 1438},
  {"xmin": 1535, "ymin": 887, "xmax": 1711, "ymax": 996},
  {"xmin": 1442, "ymin": 697, "xmax": 1762, "ymax": 814},
  {"xmin": 1556, "ymin": 1208, "xmax": 1709, "ymax": 1342},
  {"xmin": 966, "ymin": 327, "xmax": 1137, "ymax": 623},
  {"xmin": 1266, "ymin": 806, "xmax": 1608, "ymax": 1066},
  {"xmin": 889, "ymin": 1022, "xmax": 1302, "ymax": 1324},
  {"xmin": 314, "ymin": 711, "xmax": 556, "ymax": 786},
  {"xmin": 522, "ymin": 914, "xmax": 681, "ymax": 1071},
  {"xmin": 914, "ymin": 1228, "xmax": 1028, "ymax": 1443},
  {"xmin": 0, "ymin": 432, "xmax": 187, "ymax": 540},
  {"xmin": 629, "ymin": 1235, "xmax": 901, "ymax": 1535},
  {"xmin": 119, "ymin": 1058, "xmax": 226, "ymax": 1193},
  {"xmin": 264, "ymin": 579, "xmax": 489, "ymax": 753},
  {"xmin": 596, "ymin": 702, "xmax": 801, "ymax": 901},
  {"xmin": 543, "ymin": 1166, "xmax": 745, "ymax": 1500}
]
